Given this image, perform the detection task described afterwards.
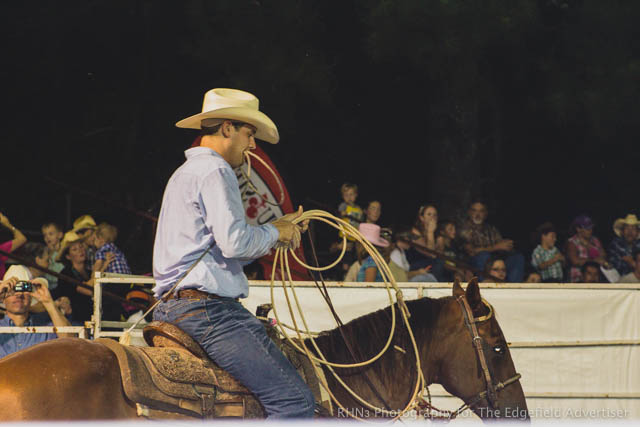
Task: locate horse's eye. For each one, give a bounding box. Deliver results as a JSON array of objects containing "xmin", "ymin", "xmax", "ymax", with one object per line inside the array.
[{"xmin": 493, "ymin": 345, "xmax": 505, "ymax": 355}]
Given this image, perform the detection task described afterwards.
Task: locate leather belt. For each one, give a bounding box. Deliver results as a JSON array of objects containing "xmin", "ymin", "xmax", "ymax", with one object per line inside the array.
[{"xmin": 164, "ymin": 289, "xmax": 238, "ymax": 302}]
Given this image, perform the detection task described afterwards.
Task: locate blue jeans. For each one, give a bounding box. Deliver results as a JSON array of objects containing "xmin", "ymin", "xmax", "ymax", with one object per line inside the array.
[
  {"xmin": 471, "ymin": 251, "xmax": 525, "ymax": 282},
  {"xmin": 153, "ymin": 297, "xmax": 315, "ymax": 418}
]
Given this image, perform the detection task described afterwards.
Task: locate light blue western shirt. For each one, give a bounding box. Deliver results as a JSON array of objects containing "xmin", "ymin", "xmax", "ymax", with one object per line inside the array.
[{"xmin": 152, "ymin": 147, "xmax": 279, "ymax": 298}]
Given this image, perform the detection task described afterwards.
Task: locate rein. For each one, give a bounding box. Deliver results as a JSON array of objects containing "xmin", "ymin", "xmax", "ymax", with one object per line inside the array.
[{"xmin": 418, "ymin": 295, "xmax": 522, "ymax": 420}]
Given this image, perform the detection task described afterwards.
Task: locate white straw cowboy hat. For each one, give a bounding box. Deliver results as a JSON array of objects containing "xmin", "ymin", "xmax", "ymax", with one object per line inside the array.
[
  {"xmin": 175, "ymin": 88, "xmax": 280, "ymax": 144},
  {"xmin": 613, "ymin": 214, "xmax": 640, "ymax": 237}
]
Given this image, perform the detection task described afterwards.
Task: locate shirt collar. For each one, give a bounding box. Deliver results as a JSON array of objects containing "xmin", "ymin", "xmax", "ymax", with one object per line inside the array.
[
  {"xmin": 185, "ymin": 146, "xmax": 223, "ymax": 160},
  {"xmin": 1, "ymin": 315, "xmax": 33, "ymax": 327}
]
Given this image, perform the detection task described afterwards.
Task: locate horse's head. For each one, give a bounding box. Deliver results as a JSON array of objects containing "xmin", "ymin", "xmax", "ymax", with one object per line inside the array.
[{"xmin": 434, "ymin": 279, "xmax": 529, "ymax": 421}]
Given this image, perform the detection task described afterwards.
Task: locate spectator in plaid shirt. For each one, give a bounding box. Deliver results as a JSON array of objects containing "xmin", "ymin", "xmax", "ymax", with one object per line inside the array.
[
  {"xmin": 608, "ymin": 214, "xmax": 640, "ymax": 277},
  {"xmin": 92, "ymin": 223, "xmax": 131, "ymax": 275},
  {"xmin": 459, "ymin": 200, "xmax": 525, "ymax": 282},
  {"xmin": 531, "ymin": 222, "xmax": 565, "ymax": 282}
]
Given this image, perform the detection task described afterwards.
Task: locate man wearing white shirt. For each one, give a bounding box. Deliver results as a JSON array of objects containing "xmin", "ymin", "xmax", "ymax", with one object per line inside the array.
[{"xmin": 152, "ymin": 89, "xmax": 314, "ymax": 418}]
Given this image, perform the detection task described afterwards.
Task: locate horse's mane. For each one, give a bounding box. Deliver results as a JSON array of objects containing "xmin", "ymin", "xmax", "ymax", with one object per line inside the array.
[{"xmin": 308, "ymin": 296, "xmax": 449, "ymax": 378}]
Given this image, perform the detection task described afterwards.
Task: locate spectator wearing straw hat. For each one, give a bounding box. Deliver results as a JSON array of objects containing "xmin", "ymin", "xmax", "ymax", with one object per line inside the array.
[
  {"xmin": 71, "ymin": 214, "xmax": 98, "ymax": 271},
  {"xmin": 608, "ymin": 214, "xmax": 640, "ymax": 277},
  {"xmin": 0, "ymin": 276, "xmax": 72, "ymax": 358},
  {"xmin": 55, "ymin": 231, "xmax": 114, "ymax": 323}
]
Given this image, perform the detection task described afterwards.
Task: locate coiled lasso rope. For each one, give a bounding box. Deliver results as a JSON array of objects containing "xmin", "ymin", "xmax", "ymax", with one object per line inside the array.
[
  {"xmin": 241, "ymin": 150, "xmax": 426, "ymax": 421},
  {"xmin": 268, "ymin": 210, "xmax": 427, "ymax": 422}
]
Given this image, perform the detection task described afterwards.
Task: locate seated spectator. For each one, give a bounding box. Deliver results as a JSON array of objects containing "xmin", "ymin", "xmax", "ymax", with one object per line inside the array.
[
  {"xmin": 390, "ymin": 228, "xmax": 436, "ymax": 282},
  {"xmin": 581, "ymin": 261, "xmax": 602, "ymax": 283},
  {"xmin": 619, "ymin": 250, "xmax": 640, "ymax": 283},
  {"xmin": 459, "ymin": 200, "xmax": 524, "ymax": 282},
  {"xmin": 0, "ymin": 276, "xmax": 72, "ymax": 358},
  {"xmin": 483, "ymin": 256, "xmax": 507, "ymax": 282},
  {"xmin": 608, "ymin": 214, "xmax": 640, "ymax": 277},
  {"xmin": 364, "ymin": 201, "xmax": 382, "ymax": 225},
  {"xmin": 56, "ymin": 231, "xmax": 110, "ymax": 323},
  {"xmin": 407, "ymin": 204, "xmax": 445, "ymax": 280},
  {"xmin": 531, "ymin": 222, "xmax": 565, "ymax": 282},
  {"xmin": 435, "ymin": 219, "xmax": 464, "ymax": 281},
  {"xmin": 356, "ymin": 223, "xmax": 393, "ymax": 282},
  {"xmin": 0, "ymin": 212, "xmax": 27, "ymax": 278},
  {"xmin": 71, "ymin": 214, "xmax": 98, "ymax": 271},
  {"xmin": 566, "ymin": 215, "xmax": 609, "ymax": 282},
  {"xmin": 93, "ymin": 223, "xmax": 132, "ymax": 275},
  {"xmin": 41, "ymin": 222, "xmax": 65, "ymax": 293},
  {"xmin": 344, "ymin": 239, "xmax": 369, "ymax": 282}
]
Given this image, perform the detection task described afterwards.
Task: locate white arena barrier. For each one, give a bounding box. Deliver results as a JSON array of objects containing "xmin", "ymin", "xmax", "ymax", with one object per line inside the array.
[
  {"xmin": 90, "ymin": 275, "xmax": 639, "ymax": 422},
  {"xmin": 244, "ymin": 281, "xmax": 640, "ymax": 422}
]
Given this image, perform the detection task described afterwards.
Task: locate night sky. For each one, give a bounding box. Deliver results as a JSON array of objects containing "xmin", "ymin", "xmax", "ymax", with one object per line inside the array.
[{"xmin": 2, "ymin": 0, "xmax": 639, "ymax": 273}]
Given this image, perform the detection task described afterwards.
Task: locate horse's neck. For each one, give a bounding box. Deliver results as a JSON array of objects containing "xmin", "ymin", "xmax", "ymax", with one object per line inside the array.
[{"xmin": 310, "ymin": 297, "xmax": 447, "ymax": 383}]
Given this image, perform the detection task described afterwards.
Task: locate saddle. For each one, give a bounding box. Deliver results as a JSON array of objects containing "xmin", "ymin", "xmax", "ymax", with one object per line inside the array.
[{"xmin": 99, "ymin": 321, "xmax": 330, "ymax": 419}]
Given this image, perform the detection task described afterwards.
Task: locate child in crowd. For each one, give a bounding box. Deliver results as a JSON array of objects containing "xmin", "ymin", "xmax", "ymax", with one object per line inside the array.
[
  {"xmin": 338, "ymin": 183, "xmax": 364, "ymax": 232},
  {"xmin": 531, "ymin": 222, "xmax": 565, "ymax": 282},
  {"xmin": 390, "ymin": 228, "xmax": 437, "ymax": 282},
  {"xmin": 92, "ymin": 223, "xmax": 132, "ymax": 275},
  {"xmin": 41, "ymin": 222, "xmax": 65, "ymax": 291},
  {"xmin": 334, "ymin": 183, "xmax": 364, "ymax": 275}
]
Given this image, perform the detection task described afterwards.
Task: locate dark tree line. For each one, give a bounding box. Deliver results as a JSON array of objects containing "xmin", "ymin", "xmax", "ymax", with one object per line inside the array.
[{"xmin": 2, "ymin": 0, "xmax": 639, "ymax": 271}]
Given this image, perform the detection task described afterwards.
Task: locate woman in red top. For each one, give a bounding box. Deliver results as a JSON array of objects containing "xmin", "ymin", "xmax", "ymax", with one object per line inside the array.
[{"xmin": 0, "ymin": 212, "xmax": 27, "ymax": 278}]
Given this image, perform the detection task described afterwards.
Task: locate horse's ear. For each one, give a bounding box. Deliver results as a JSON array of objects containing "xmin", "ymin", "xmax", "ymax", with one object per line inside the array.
[
  {"xmin": 452, "ymin": 278, "xmax": 464, "ymax": 298},
  {"xmin": 465, "ymin": 277, "xmax": 482, "ymax": 309}
]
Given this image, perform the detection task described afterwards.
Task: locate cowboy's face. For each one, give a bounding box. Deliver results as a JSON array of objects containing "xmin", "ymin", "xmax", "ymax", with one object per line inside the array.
[
  {"xmin": 622, "ymin": 224, "xmax": 638, "ymax": 243},
  {"xmin": 469, "ymin": 203, "xmax": 487, "ymax": 225},
  {"xmin": 228, "ymin": 121, "xmax": 257, "ymax": 168},
  {"xmin": 42, "ymin": 225, "xmax": 63, "ymax": 251}
]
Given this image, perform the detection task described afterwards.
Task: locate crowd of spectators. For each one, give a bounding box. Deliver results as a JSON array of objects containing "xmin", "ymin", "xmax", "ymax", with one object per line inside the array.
[
  {"xmin": 0, "ymin": 183, "xmax": 637, "ymax": 358},
  {"xmin": 330, "ymin": 182, "xmax": 640, "ymax": 285},
  {"xmin": 0, "ymin": 212, "xmax": 137, "ymax": 357}
]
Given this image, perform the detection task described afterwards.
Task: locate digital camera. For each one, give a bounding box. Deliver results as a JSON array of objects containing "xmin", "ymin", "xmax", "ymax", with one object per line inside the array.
[{"xmin": 14, "ymin": 281, "xmax": 34, "ymax": 292}]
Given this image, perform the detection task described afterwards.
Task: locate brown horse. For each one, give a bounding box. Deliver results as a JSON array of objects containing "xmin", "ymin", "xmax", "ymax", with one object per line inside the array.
[{"xmin": 0, "ymin": 279, "xmax": 528, "ymax": 421}]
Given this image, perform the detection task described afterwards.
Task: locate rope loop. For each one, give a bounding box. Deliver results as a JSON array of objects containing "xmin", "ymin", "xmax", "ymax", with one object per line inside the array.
[{"xmin": 269, "ymin": 209, "xmax": 426, "ymax": 422}]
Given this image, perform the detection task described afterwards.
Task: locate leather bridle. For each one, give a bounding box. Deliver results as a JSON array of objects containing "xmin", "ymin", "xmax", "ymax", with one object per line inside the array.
[{"xmin": 455, "ymin": 294, "xmax": 522, "ymax": 412}]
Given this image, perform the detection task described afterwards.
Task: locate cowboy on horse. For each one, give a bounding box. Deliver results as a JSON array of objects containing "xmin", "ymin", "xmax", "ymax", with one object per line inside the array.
[{"xmin": 151, "ymin": 88, "xmax": 315, "ymax": 418}]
